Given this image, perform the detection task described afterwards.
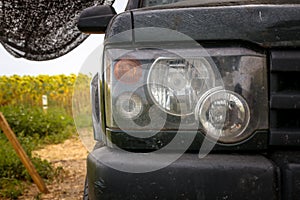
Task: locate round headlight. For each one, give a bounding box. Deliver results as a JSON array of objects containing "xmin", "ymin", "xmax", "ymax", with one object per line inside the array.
[
  {"xmin": 147, "ymin": 57, "xmax": 215, "ymax": 116},
  {"xmin": 195, "ymin": 89, "xmax": 250, "ymax": 143}
]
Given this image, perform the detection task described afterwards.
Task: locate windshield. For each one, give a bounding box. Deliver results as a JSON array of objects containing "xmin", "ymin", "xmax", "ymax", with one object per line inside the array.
[
  {"xmin": 141, "ymin": 0, "xmax": 300, "ymax": 8},
  {"xmin": 142, "ymin": 0, "xmax": 187, "ymax": 7}
]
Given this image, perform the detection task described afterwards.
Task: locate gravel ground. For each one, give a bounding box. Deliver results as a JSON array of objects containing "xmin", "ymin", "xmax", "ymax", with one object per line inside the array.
[{"xmin": 19, "ymin": 137, "xmax": 89, "ymax": 200}]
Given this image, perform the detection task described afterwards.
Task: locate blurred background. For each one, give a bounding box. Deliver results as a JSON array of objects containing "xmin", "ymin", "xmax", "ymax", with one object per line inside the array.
[{"xmin": 0, "ymin": 1, "xmax": 126, "ymax": 199}]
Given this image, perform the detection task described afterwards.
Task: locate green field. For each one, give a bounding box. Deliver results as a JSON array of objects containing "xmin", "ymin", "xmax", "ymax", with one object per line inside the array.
[{"xmin": 0, "ymin": 74, "xmax": 87, "ymax": 199}]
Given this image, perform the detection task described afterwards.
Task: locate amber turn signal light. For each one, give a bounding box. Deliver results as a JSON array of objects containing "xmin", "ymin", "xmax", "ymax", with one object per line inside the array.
[{"xmin": 114, "ymin": 59, "xmax": 142, "ymax": 84}]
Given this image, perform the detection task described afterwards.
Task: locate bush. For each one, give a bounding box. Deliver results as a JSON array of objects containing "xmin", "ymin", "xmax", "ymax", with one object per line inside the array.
[
  {"xmin": 0, "ymin": 106, "xmax": 75, "ymax": 199},
  {"xmin": 0, "ymin": 134, "xmax": 54, "ymax": 199},
  {"xmin": 0, "ymin": 178, "xmax": 23, "ymax": 199},
  {"xmin": 0, "ymin": 134, "xmax": 53, "ymax": 179},
  {"xmin": 0, "ymin": 106, "xmax": 74, "ymax": 139}
]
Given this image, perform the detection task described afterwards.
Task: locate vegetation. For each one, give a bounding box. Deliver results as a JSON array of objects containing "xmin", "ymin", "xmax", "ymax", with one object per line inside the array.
[
  {"xmin": 0, "ymin": 74, "xmax": 84, "ymax": 199},
  {"xmin": 0, "ymin": 106, "xmax": 74, "ymax": 199},
  {"xmin": 0, "ymin": 74, "xmax": 76, "ymax": 114},
  {"xmin": 0, "ymin": 106, "xmax": 75, "ymax": 144}
]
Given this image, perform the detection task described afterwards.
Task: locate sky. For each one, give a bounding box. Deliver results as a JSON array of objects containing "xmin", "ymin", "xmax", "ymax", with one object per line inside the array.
[{"xmin": 0, "ymin": 1, "xmax": 126, "ymax": 76}]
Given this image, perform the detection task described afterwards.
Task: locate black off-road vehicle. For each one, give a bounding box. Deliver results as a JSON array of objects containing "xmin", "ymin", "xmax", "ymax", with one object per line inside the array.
[{"xmin": 78, "ymin": 0, "xmax": 300, "ymax": 199}]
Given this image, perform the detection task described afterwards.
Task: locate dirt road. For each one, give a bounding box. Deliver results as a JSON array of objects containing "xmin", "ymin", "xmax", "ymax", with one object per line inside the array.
[{"xmin": 19, "ymin": 137, "xmax": 89, "ymax": 200}]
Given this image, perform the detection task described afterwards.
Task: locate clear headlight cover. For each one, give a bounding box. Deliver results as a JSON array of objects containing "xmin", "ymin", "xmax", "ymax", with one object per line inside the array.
[
  {"xmin": 147, "ymin": 57, "xmax": 215, "ymax": 116},
  {"xmin": 103, "ymin": 45, "xmax": 268, "ymax": 144},
  {"xmin": 195, "ymin": 88, "xmax": 251, "ymax": 143}
]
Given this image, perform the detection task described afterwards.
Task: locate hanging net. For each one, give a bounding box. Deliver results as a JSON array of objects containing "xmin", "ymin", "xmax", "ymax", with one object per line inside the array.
[{"xmin": 0, "ymin": 0, "xmax": 114, "ymax": 61}]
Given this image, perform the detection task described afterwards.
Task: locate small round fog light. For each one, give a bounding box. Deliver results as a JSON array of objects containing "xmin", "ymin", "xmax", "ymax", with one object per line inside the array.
[
  {"xmin": 115, "ymin": 93, "xmax": 143, "ymax": 119},
  {"xmin": 196, "ymin": 89, "xmax": 250, "ymax": 143}
]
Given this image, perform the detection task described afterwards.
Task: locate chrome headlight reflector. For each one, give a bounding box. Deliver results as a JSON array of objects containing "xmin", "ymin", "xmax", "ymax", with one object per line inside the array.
[{"xmin": 147, "ymin": 57, "xmax": 215, "ymax": 116}]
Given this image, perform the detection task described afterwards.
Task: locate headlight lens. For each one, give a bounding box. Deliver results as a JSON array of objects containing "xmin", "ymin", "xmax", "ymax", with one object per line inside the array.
[
  {"xmin": 114, "ymin": 59, "xmax": 142, "ymax": 84},
  {"xmin": 147, "ymin": 57, "xmax": 215, "ymax": 116},
  {"xmin": 115, "ymin": 92, "xmax": 143, "ymax": 119},
  {"xmin": 195, "ymin": 88, "xmax": 250, "ymax": 143}
]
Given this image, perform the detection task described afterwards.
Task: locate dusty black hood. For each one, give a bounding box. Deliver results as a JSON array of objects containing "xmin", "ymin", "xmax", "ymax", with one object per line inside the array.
[{"xmin": 107, "ymin": 3, "xmax": 300, "ymax": 48}]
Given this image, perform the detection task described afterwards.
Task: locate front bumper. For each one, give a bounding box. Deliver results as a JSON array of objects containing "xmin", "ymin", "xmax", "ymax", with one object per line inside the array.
[{"xmin": 87, "ymin": 147, "xmax": 279, "ymax": 200}]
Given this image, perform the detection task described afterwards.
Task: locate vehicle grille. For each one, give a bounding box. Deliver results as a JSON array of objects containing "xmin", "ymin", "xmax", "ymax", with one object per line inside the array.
[{"xmin": 270, "ymin": 50, "xmax": 300, "ymax": 146}]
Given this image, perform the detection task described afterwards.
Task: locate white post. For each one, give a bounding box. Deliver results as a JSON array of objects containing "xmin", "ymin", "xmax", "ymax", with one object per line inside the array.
[{"xmin": 42, "ymin": 95, "xmax": 48, "ymax": 113}]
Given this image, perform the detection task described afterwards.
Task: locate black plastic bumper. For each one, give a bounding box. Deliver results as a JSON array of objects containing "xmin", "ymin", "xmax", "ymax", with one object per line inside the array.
[{"xmin": 87, "ymin": 147, "xmax": 279, "ymax": 200}]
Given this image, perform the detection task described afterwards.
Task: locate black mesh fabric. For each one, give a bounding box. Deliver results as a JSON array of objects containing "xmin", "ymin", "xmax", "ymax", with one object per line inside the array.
[{"xmin": 0, "ymin": 0, "xmax": 114, "ymax": 61}]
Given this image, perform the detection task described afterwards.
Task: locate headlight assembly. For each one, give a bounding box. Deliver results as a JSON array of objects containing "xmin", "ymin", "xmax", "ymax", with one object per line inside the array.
[{"xmin": 103, "ymin": 46, "xmax": 268, "ymax": 145}]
